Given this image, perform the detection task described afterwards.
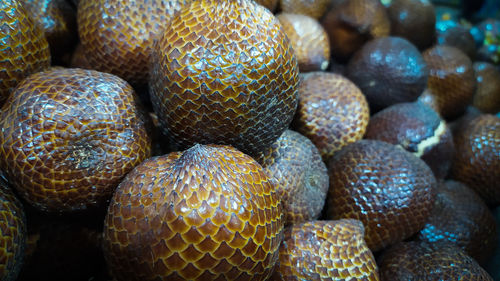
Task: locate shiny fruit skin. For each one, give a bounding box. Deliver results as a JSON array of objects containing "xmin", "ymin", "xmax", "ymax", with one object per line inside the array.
[
  {"xmin": 103, "ymin": 144, "xmax": 284, "ymax": 281},
  {"xmin": 0, "ymin": 68, "xmax": 152, "ymax": 212},
  {"xmin": 149, "ymin": 0, "xmax": 299, "ymax": 157},
  {"xmin": 0, "ymin": 0, "xmax": 51, "ymax": 104}
]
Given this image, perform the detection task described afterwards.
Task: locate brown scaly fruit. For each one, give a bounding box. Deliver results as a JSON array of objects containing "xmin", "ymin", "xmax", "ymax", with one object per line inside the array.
[
  {"xmin": 77, "ymin": 0, "xmax": 192, "ymax": 85},
  {"xmin": 255, "ymin": 130, "xmax": 329, "ymax": 225},
  {"xmin": 472, "ymin": 62, "xmax": 500, "ymax": 113},
  {"xmin": 149, "ymin": 0, "xmax": 299, "ymax": 157},
  {"xmin": 0, "ymin": 68, "xmax": 152, "ymax": 212},
  {"xmin": 271, "ymin": 219, "xmax": 379, "ymax": 281},
  {"xmin": 0, "ymin": 0, "xmax": 50, "ymax": 104},
  {"xmin": 0, "ymin": 177, "xmax": 26, "ymax": 281},
  {"xmin": 255, "ymin": 0, "xmax": 278, "ymax": 11},
  {"xmin": 103, "ymin": 144, "xmax": 284, "ymax": 281},
  {"xmin": 279, "ymin": 0, "xmax": 331, "ymax": 19}
]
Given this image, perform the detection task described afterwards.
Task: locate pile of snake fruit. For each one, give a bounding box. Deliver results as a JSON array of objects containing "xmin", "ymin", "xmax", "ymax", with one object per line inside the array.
[{"xmin": 0, "ymin": 0, "xmax": 499, "ymax": 280}]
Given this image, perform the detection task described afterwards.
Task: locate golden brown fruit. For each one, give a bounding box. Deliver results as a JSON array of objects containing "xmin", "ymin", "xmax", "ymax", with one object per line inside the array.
[
  {"xmin": 417, "ymin": 180, "xmax": 497, "ymax": 265},
  {"xmin": 271, "ymin": 220, "xmax": 379, "ymax": 281},
  {"xmin": 327, "ymin": 140, "xmax": 436, "ymax": 252},
  {"xmin": 0, "ymin": 178, "xmax": 26, "ymax": 281},
  {"xmin": 150, "ymin": 0, "xmax": 299, "ymax": 157},
  {"xmin": 103, "ymin": 144, "xmax": 284, "ymax": 281},
  {"xmin": 346, "ymin": 36, "xmax": 429, "ymax": 112},
  {"xmin": 77, "ymin": 0, "xmax": 191, "ymax": 85},
  {"xmin": 473, "ymin": 62, "xmax": 500, "ymax": 113},
  {"xmin": 279, "ymin": 0, "xmax": 331, "ymax": 19},
  {"xmin": 255, "ymin": 130, "xmax": 328, "ymax": 225},
  {"xmin": 386, "ymin": 0, "xmax": 436, "ymax": 50},
  {"xmin": 451, "ymin": 114, "xmax": 500, "ymax": 205},
  {"xmin": 277, "ymin": 13, "xmax": 330, "ymax": 72},
  {"xmin": 0, "ymin": 0, "xmax": 50, "ymax": 104},
  {"xmin": 321, "ymin": 0, "xmax": 390, "ymax": 62},
  {"xmin": 364, "ymin": 101, "xmax": 454, "ymax": 179},
  {"xmin": 378, "ymin": 241, "xmax": 493, "ymax": 280},
  {"xmin": 293, "ymin": 72, "xmax": 369, "ymax": 163},
  {"xmin": 21, "ymin": 0, "xmax": 78, "ymax": 65},
  {"xmin": 0, "ymin": 68, "xmax": 152, "ymax": 212},
  {"xmin": 419, "ymin": 45, "xmax": 476, "ymax": 119}
]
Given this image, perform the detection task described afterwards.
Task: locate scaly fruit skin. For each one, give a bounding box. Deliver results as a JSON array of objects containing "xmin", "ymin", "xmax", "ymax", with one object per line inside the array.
[
  {"xmin": 0, "ymin": 178, "xmax": 26, "ymax": 281},
  {"xmin": 0, "ymin": 0, "xmax": 51, "ymax": 104},
  {"xmin": 150, "ymin": 0, "xmax": 299, "ymax": 157},
  {"xmin": 103, "ymin": 144, "xmax": 284, "ymax": 281},
  {"xmin": 0, "ymin": 68, "xmax": 152, "ymax": 212}
]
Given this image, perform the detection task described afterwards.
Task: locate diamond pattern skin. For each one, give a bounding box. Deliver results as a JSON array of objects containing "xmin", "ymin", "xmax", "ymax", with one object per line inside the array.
[
  {"xmin": 255, "ymin": 130, "xmax": 329, "ymax": 225},
  {"xmin": 0, "ymin": 0, "xmax": 51, "ymax": 104},
  {"xmin": 271, "ymin": 219, "xmax": 379, "ymax": 281},
  {"xmin": 77, "ymin": 0, "xmax": 192, "ymax": 85},
  {"xmin": 419, "ymin": 45, "xmax": 476, "ymax": 119},
  {"xmin": 451, "ymin": 114, "xmax": 500, "ymax": 205},
  {"xmin": 378, "ymin": 241, "xmax": 493, "ymax": 281},
  {"xmin": 0, "ymin": 68, "xmax": 152, "ymax": 212},
  {"xmin": 103, "ymin": 144, "xmax": 284, "ymax": 281},
  {"xmin": 0, "ymin": 178, "xmax": 26, "ymax": 281},
  {"xmin": 149, "ymin": 0, "xmax": 299, "ymax": 157},
  {"xmin": 277, "ymin": 13, "xmax": 330, "ymax": 72},
  {"xmin": 279, "ymin": 0, "xmax": 331, "ymax": 19},
  {"xmin": 292, "ymin": 72, "xmax": 369, "ymax": 163},
  {"xmin": 417, "ymin": 180, "xmax": 497, "ymax": 265},
  {"xmin": 326, "ymin": 140, "xmax": 436, "ymax": 252}
]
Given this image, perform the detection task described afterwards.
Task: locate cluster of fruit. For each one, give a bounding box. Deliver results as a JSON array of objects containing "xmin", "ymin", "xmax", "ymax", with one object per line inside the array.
[{"xmin": 0, "ymin": 0, "xmax": 499, "ymax": 280}]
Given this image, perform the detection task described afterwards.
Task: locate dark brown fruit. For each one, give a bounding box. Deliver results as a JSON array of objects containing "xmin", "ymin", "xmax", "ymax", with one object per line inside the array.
[
  {"xmin": 150, "ymin": 0, "xmax": 299, "ymax": 157},
  {"xmin": 255, "ymin": 130, "xmax": 328, "ymax": 225},
  {"xmin": 364, "ymin": 101, "xmax": 454, "ymax": 179},
  {"xmin": 386, "ymin": 0, "xmax": 436, "ymax": 50},
  {"xmin": 436, "ymin": 19, "xmax": 477, "ymax": 60},
  {"xmin": 255, "ymin": 0, "xmax": 278, "ymax": 11},
  {"xmin": 419, "ymin": 45, "xmax": 476, "ymax": 119},
  {"xmin": 321, "ymin": 0, "xmax": 390, "ymax": 62},
  {"xmin": 0, "ymin": 0, "xmax": 51, "ymax": 104},
  {"xmin": 378, "ymin": 241, "xmax": 493, "ymax": 281},
  {"xmin": 0, "ymin": 178, "xmax": 26, "ymax": 281},
  {"xmin": 103, "ymin": 144, "xmax": 284, "ymax": 281},
  {"xmin": 69, "ymin": 43, "xmax": 92, "ymax": 70},
  {"xmin": 0, "ymin": 68, "xmax": 152, "ymax": 212},
  {"xmin": 417, "ymin": 180, "xmax": 497, "ymax": 265},
  {"xmin": 271, "ymin": 220, "xmax": 379, "ymax": 281},
  {"xmin": 473, "ymin": 62, "xmax": 500, "ymax": 113},
  {"xmin": 346, "ymin": 36, "xmax": 429, "ymax": 112},
  {"xmin": 21, "ymin": 0, "xmax": 78, "ymax": 65},
  {"xmin": 293, "ymin": 72, "xmax": 369, "ymax": 163},
  {"xmin": 327, "ymin": 140, "xmax": 436, "ymax": 252},
  {"xmin": 279, "ymin": 0, "xmax": 331, "ymax": 19},
  {"xmin": 277, "ymin": 13, "xmax": 330, "ymax": 72},
  {"xmin": 77, "ymin": 0, "xmax": 191, "ymax": 85},
  {"xmin": 451, "ymin": 114, "xmax": 499, "ymax": 205}
]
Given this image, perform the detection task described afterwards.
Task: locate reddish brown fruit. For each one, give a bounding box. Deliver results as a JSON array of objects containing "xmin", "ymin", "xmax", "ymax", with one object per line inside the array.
[
  {"xmin": 327, "ymin": 140, "xmax": 436, "ymax": 252},
  {"xmin": 293, "ymin": 72, "xmax": 369, "ymax": 163},
  {"xmin": 0, "ymin": 0, "xmax": 51, "ymax": 104},
  {"xmin": 419, "ymin": 45, "xmax": 476, "ymax": 119},
  {"xmin": 346, "ymin": 36, "xmax": 429, "ymax": 112},
  {"xmin": 378, "ymin": 241, "xmax": 493, "ymax": 280},
  {"xmin": 451, "ymin": 114, "xmax": 500, "ymax": 205},
  {"xmin": 271, "ymin": 220, "xmax": 379, "ymax": 281},
  {"xmin": 22, "ymin": 0, "xmax": 78, "ymax": 65},
  {"xmin": 418, "ymin": 180, "xmax": 497, "ymax": 265},
  {"xmin": 279, "ymin": 0, "xmax": 331, "ymax": 19},
  {"xmin": 0, "ymin": 178, "xmax": 26, "ymax": 281},
  {"xmin": 0, "ymin": 68, "xmax": 152, "ymax": 212},
  {"xmin": 473, "ymin": 62, "xmax": 500, "ymax": 113},
  {"xmin": 77, "ymin": 0, "xmax": 192, "ymax": 85},
  {"xmin": 150, "ymin": 0, "xmax": 299, "ymax": 157},
  {"xmin": 277, "ymin": 13, "xmax": 330, "ymax": 72},
  {"xmin": 70, "ymin": 43, "xmax": 92, "ymax": 70},
  {"xmin": 103, "ymin": 144, "xmax": 284, "ymax": 281},
  {"xmin": 321, "ymin": 0, "xmax": 390, "ymax": 62},
  {"xmin": 364, "ymin": 101, "xmax": 454, "ymax": 179},
  {"xmin": 387, "ymin": 0, "xmax": 436, "ymax": 50},
  {"xmin": 255, "ymin": 130, "xmax": 328, "ymax": 225}
]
